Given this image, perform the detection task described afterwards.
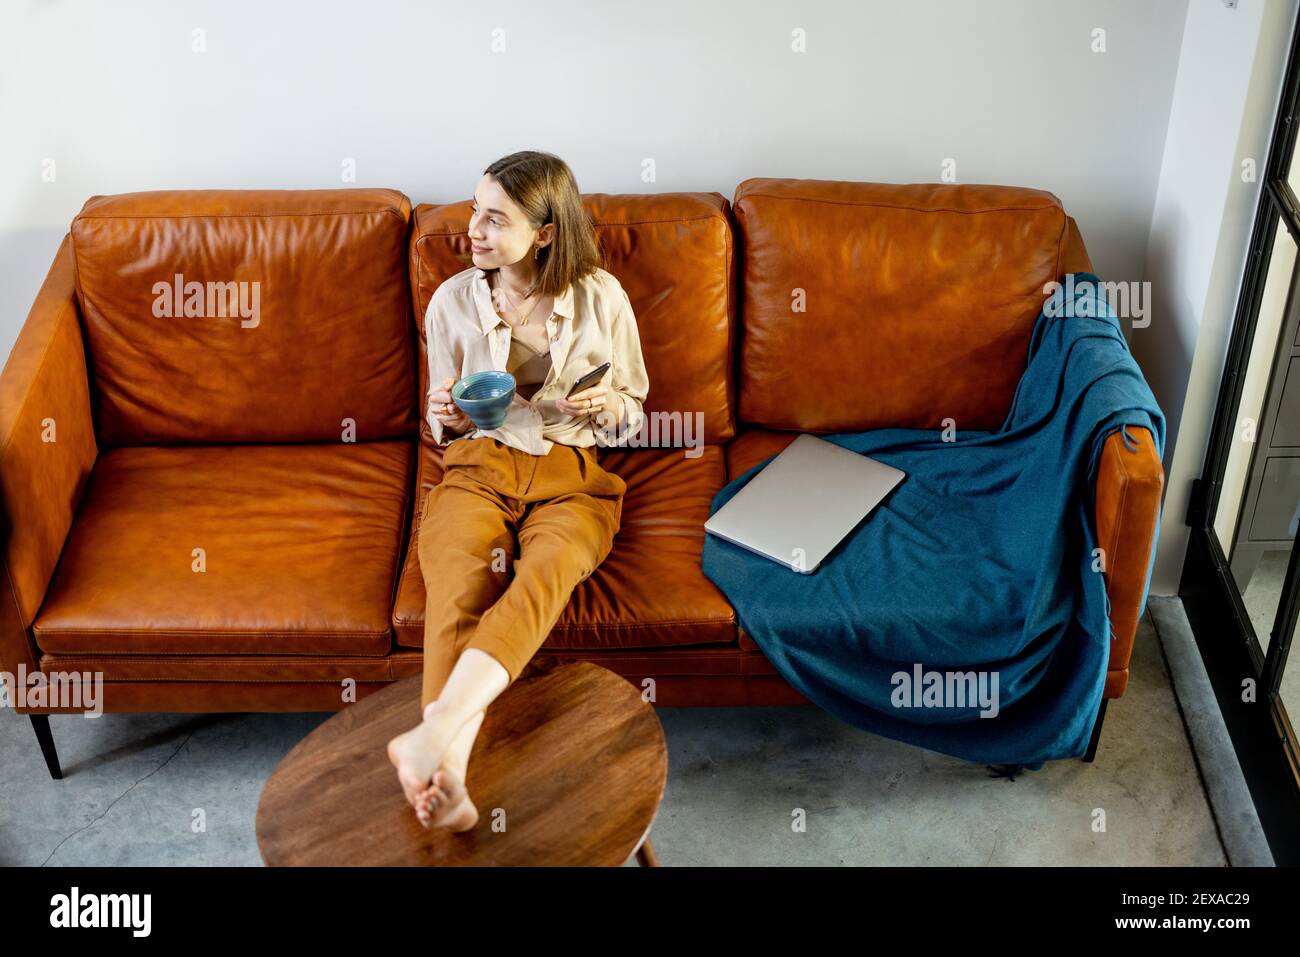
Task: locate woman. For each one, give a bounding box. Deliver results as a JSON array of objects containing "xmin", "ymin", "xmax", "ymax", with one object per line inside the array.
[{"xmin": 387, "ymin": 151, "xmax": 650, "ymax": 830}]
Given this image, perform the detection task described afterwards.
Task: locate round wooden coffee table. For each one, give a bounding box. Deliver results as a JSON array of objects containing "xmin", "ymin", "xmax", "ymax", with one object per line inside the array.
[{"xmin": 256, "ymin": 660, "xmax": 666, "ymax": 866}]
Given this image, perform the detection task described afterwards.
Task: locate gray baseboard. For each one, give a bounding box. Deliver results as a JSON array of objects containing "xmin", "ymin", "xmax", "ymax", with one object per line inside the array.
[{"xmin": 1148, "ymin": 596, "xmax": 1275, "ymax": 866}]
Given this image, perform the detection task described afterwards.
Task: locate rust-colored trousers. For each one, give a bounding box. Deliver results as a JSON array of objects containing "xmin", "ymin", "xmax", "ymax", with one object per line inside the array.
[{"xmin": 417, "ymin": 436, "xmax": 626, "ymax": 709}]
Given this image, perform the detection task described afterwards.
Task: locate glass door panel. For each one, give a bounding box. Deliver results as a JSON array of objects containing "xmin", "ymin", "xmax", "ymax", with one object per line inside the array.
[{"xmin": 1215, "ymin": 220, "xmax": 1299, "ymax": 650}]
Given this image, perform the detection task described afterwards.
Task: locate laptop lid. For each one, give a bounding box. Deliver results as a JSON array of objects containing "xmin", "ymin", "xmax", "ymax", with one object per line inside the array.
[{"xmin": 704, "ymin": 433, "xmax": 905, "ymax": 574}]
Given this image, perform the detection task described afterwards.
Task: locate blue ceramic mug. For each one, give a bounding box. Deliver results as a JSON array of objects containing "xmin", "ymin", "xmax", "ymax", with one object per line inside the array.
[{"xmin": 451, "ymin": 371, "xmax": 516, "ymax": 430}]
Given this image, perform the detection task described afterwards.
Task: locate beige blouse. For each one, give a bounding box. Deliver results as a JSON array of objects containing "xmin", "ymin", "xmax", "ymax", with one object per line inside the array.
[{"xmin": 424, "ymin": 265, "xmax": 650, "ymax": 455}]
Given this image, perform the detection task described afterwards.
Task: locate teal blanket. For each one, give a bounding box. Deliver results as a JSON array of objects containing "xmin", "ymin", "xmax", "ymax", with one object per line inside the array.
[{"xmin": 701, "ymin": 274, "xmax": 1165, "ymax": 768}]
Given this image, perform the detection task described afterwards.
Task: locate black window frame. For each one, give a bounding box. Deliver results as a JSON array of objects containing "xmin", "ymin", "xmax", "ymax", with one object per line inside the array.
[{"xmin": 1181, "ymin": 8, "xmax": 1300, "ymax": 865}]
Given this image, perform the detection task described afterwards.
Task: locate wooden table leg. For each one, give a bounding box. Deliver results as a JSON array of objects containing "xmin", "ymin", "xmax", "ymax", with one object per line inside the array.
[{"xmin": 635, "ymin": 837, "xmax": 658, "ymax": 867}]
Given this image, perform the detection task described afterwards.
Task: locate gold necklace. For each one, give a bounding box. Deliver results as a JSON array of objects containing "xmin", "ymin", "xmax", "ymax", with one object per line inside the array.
[{"xmin": 493, "ymin": 271, "xmax": 542, "ymax": 327}]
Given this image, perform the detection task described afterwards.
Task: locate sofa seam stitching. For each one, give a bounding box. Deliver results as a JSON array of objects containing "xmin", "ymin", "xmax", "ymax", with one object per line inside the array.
[
  {"xmin": 73, "ymin": 206, "xmax": 408, "ymax": 225},
  {"xmin": 413, "ymin": 212, "xmax": 725, "ymax": 236},
  {"xmin": 735, "ymin": 193, "xmax": 1061, "ymax": 215}
]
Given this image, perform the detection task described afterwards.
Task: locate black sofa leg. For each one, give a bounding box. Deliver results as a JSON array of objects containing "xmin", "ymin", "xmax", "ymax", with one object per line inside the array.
[
  {"xmin": 1082, "ymin": 698, "xmax": 1108, "ymax": 764},
  {"xmin": 30, "ymin": 715, "xmax": 63, "ymax": 780}
]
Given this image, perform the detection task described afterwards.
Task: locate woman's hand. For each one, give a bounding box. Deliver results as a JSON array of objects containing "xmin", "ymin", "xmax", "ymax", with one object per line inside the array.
[
  {"xmin": 557, "ymin": 365, "xmax": 623, "ymax": 426},
  {"xmin": 429, "ymin": 377, "xmax": 474, "ymax": 434}
]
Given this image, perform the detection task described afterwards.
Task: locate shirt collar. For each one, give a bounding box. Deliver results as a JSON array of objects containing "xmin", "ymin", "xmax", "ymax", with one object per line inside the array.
[{"xmin": 473, "ymin": 266, "xmax": 574, "ymax": 336}]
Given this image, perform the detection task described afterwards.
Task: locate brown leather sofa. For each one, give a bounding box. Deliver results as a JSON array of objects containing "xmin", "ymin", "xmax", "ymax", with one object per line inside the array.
[{"xmin": 0, "ymin": 181, "xmax": 1164, "ymax": 778}]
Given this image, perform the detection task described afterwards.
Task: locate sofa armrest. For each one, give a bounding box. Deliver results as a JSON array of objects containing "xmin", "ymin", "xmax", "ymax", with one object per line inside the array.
[
  {"xmin": 0, "ymin": 235, "xmax": 97, "ymax": 682},
  {"xmin": 1094, "ymin": 425, "xmax": 1164, "ymax": 697}
]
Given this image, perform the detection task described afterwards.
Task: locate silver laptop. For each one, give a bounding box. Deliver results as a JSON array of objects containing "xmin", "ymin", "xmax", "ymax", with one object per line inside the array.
[{"xmin": 705, "ymin": 433, "xmax": 905, "ymax": 574}]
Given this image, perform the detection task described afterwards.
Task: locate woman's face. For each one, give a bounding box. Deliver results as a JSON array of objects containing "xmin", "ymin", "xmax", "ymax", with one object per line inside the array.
[{"xmin": 468, "ymin": 173, "xmax": 553, "ymax": 271}]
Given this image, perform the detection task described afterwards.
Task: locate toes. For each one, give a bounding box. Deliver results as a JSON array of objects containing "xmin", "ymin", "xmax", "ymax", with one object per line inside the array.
[
  {"xmin": 406, "ymin": 770, "xmax": 440, "ymax": 800},
  {"xmin": 417, "ymin": 786, "xmax": 454, "ymax": 825},
  {"xmin": 407, "ymin": 770, "xmax": 470, "ymax": 829},
  {"xmin": 416, "ymin": 791, "xmax": 437, "ymax": 821},
  {"xmin": 435, "ymin": 769, "xmax": 466, "ymax": 803}
]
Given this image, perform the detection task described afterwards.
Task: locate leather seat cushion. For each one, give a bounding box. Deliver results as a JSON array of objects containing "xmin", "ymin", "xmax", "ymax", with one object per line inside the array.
[
  {"xmin": 392, "ymin": 441, "xmax": 737, "ymax": 650},
  {"xmin": 33, "ymin": 441, "xmax": 414, "ymax": 656},
  {"xmin": 726, "ymin": 427, "xmax": 801, "ymax": 480}
]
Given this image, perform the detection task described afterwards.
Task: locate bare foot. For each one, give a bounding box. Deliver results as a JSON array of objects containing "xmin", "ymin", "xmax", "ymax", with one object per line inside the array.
[
  {"xmin": 414, "ymin": 768, "xmax": 479, "ymax": 832},
  {"xmin": 386, "ymin": 712, "xmax": 460, "ymax": 811}
]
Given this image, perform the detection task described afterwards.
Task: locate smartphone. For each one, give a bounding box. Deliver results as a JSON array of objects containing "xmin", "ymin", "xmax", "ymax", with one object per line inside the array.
[{"xmin": 565, "ymin": 361, "xmax": 612, "ymax": 399}]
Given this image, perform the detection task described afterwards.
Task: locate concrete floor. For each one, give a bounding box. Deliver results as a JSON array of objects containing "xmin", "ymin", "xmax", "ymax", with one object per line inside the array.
[{"xmin": 0, "ymin": 609, "xmax": 1236, "ymax": 866}]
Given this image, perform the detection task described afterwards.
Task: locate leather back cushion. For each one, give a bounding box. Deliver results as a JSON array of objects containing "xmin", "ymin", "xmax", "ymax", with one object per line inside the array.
[
  {"xmin": 734, "ymin": 179, "xmax": 1071, "ymax": 431},
  {"xmin": 410, "ymin": 191, "xmax": 735, "ymax": 444},
  {"xmin": 70, "ymin": 189, "xmax": 417, "ymax": 445}
]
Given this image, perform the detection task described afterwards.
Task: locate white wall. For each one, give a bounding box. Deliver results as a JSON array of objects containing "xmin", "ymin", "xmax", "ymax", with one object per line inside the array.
[
  {"xmin": 1142, "ymin": 0, "xmax": 1300, "ymax": 594},
  {"xmin": 0, "ymin": 0, "xmax": 1188, "ymax": 365}
]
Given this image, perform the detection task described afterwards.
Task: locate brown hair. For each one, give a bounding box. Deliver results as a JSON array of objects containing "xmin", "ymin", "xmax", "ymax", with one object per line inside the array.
[{"xmin": 467, "ymin": 150, "xmax": 603, "ymax": 299}]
